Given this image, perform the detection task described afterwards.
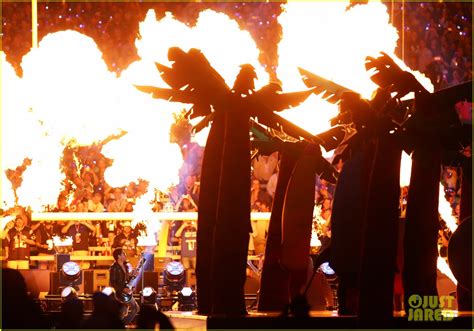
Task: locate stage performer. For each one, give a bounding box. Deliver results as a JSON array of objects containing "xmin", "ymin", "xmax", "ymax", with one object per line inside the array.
[{"xmin": 109, "ymin": 248, "xmax": 140, "ymax": 325}]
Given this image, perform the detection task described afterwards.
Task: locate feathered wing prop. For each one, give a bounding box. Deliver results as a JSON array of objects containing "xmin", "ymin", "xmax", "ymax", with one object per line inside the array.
[{"xmin": 298, "ymin": 67, "xmax": 352, "ymax": 105}]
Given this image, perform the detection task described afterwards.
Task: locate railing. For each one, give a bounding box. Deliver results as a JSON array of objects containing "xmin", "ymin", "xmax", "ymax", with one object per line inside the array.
[
  {"xmin": 4, "ymin": 212, "xmax": 270, "ymax": 259},
  {"xmin": 30, "ymin": 212, "xmax": 271, "ymax": 221}
]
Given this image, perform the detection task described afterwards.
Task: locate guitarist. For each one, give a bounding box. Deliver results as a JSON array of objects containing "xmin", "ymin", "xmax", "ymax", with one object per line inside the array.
[{"xmin": 110, "ymin": 248, "xmax": 140, "ymax": 325}]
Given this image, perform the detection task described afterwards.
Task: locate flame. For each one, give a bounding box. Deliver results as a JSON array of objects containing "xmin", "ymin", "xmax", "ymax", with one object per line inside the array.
[
  {"xmin": 3, "ymin": 4, "xmax": 436, "ymax": 213},
  {"xmin": 134, "ymin": 10, "xmax": 268, "ymax": 89},
  {"xmin": 131, "ymin": 191, "xmax": 163, "ymax": 247},
  {"xmin": 437, "ymin": 256, "xmax": 458, "ymax": 285},
  {"xmin": 2, "ymin": 29, "xmax": 185, "ymax": 210},
  {"xmin": 398, "ymin": 151, "xmax": 413, "ymax": 188},
  {"xmin": 277, "ymin": 1, "xmax": 433, "ymax": 136},
  {"xmin": 1, "ymin": 172, "xmax": 16, "ymax": 210},
  {"xmin": 438, "ymin": 183, "xmax": 458, "ymax": 233}
]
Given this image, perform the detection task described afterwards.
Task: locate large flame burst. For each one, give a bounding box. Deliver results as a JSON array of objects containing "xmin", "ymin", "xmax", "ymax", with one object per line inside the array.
[{"xmin": 3, "ymin": 1, "xmax": 433, "ymax": 213}]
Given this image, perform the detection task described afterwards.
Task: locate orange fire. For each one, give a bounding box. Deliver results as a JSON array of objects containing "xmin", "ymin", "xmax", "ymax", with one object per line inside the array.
[
  {"xmin": 277, "ymin": 1, "xmax": 433, "ymax": 137},
  {"xmin": 2, "ymin": 2, "xmax": 434, "ymax": 213}
]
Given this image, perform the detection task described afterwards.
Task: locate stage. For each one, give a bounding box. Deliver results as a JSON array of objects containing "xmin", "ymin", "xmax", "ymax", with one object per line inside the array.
[{"xmin": 163, "ymin": 310, "xmax": 474, "ymax": 329}]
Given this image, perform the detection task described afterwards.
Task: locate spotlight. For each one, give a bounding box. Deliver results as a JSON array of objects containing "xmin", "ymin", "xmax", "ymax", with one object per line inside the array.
[
  {"xmin": 163, "ymin": 261, "xmax": 185, "ymax": 293},
  {"xmin": 178, "ymin": 287, "xmax": 196, "ymax": 311},
  {"xmin": 102, "ymin": 286, "xmax": 116, "ymax": 297},
  {"xmin": 319, "ymin": 262, "xmax": 337, "ymax": 280},
  {"xmin": 61, "ymin": 261, "xmax": 81, "ymax": 283},
  {"xmin": 61, "ymin": 286, "xmax": 78, "ymax": 302},
  {"xmin": 142, "ymin": 286, "xmax": 157, "ymax": 305}
]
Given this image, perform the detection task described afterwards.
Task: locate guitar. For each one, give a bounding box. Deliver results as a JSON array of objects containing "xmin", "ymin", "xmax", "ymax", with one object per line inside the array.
[{"xmin": 119, "ymin": 257, "xmax": 146, "ymax": 303}]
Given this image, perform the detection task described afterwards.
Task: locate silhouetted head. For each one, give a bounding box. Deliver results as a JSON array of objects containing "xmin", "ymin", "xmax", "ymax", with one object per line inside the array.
[
  {"xmin": 60, "ymin": 297, "xmax": 84, "ymax": 324},
  {"xmin": 92, "ymin": 292, "xmax": 109, "ymax": 314},
  {"xmin": 2, "ymin": 268, "xmax": 28, "ymax": 299}
]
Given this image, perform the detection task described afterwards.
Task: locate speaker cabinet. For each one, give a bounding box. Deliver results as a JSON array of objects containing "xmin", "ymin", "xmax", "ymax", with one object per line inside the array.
[
  {"xmin": 154, "ymin": 257, "xmax": 171, "ymax": 286},
  {"xmin": 49, "ymin": 272, "xmax": 60, "ymax": 294},
  {"xmin": 136, "ymin": 271, "xmax": 159, "ymax": 291},
  {"xmin": 83, "ymin": 270, "xmax": 110, "ymax": 294},
  {"xmin": 154, "ymin": 257, "xmax": 171, "ymax": 271}
]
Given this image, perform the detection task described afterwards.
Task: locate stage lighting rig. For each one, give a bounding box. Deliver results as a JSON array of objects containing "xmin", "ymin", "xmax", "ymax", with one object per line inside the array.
[
  {"xmin": 101, "ymin": 286, "xmax": 116, "ymax": 297},
  {"xmin": 319, "ymin": 262, "xmax": 337, "ymax": 280},
  {"xmin": 61, "ymin": 286, "xmax": 78, "ymax": 302},
  {"xmin": 163, "ymin": 261, "xmax": 186, "ymax": 293},
  {"xmin": 60, "ymin": 261, "xmax": 82, "ymax": 291},
  {"xmin": 178, "ymin": 287, "xmax": 197, "ymax": 311},
  {"xmin": 142, "ymin": 286, "xmax": 158, "ymax": 305}
]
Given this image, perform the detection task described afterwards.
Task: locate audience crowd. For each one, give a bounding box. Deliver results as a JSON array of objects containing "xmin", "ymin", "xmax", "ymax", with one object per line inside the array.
[
  {"xmin": 2, "ymin": 1, "xmax": 282, "ymax": 78},
  {"xmin": 1, "ymin": 3, "xmax": 470, "ymax": 325},
  {"xmin": 3, "ymin": 2, "xmax": 471, "ymax": 87},
  {"xmin": 391, "ymin": 1, "xmax": 472, "ymax": 89}
]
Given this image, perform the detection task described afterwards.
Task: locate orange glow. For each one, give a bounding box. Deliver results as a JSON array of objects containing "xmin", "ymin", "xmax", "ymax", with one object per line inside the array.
[
  {"xmin": 3, "ymin": 4, "xmax": 435, "ymax": 212},
  {"xmin": 277, "ymin": 1, "xmax": 433, "ymax": 136},
  {"xmin": 438, "ymin": 183, "xmax": 458, "ymax": 233}
]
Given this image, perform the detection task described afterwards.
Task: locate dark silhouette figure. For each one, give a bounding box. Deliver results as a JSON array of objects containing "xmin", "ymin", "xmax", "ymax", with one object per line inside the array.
[
  {"xmin": 232, "ymin": 64, "xmax": 257, "ymax": 96},
  {"xmin": 448, "ymin": 216, "xmax": 472, "ymax": 311},
  {"xmin": 56, "ymin": 297, "xmax": 84, "ymax": 329},
  {"xmin": 137, "ymin": 305, "xmax": 175, "ymax": 330},
  {"xmin": 1, "ymin": 268, "xmax": 49, "ymax": 329},
  {"xmin": 82, "ymin": 292, "xmax": 124, "ymax": 329}
]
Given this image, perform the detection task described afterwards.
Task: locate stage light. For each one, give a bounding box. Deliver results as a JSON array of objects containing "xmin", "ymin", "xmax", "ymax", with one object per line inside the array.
[
  {"xmin": 61, "ymin": 261, "xmax": 81, "ymax": 283},
  {"xmin": 319, "ymin": 262, "xmax": 337, "ymax": 280},
  {"xmin": 163, "ymin": 261, "xmax": 185, "ymax": 293},
  {"xmin": 102, "ymin": 286, "xmax": 116, "ymax": 297},
  {"xmin": 178, "ymin": 287, "xmax": 196, "ymax": 311},
  {"xmin": 61, "ymin": 286, "xmax": 78, "ymax": 302},
  {"xmin": 142, "ymin": 286, "xmax": 157, "ymax": 305}
]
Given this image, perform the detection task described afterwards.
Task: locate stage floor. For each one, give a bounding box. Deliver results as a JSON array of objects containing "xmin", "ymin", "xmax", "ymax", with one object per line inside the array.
[{"xmin": 164, "ymin": 310, "xmax": 474, "ymax": 330}]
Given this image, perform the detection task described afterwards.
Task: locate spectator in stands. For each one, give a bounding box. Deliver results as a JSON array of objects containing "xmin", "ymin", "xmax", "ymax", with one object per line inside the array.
[
  {"xmin": 112, "ymin": 221, "xmax": 138, "ymax": 258},
  {"xmin": 5, "ymin": 216, "xmax": 36, "ymax": 269},
  {"xmin": 250, "ymin": 207, "xmax": 269, "ymax": 255},
  {"xmin": 179, "ymin": 175, "xmax": 200, "ymax": 205},
  {"xmin": 317, "ymin": 180, "xmax": 334, "ymax": 204},
  {"xmin": 88, "ymin": 192, "xmax": 105, "ymax": 212},
  {"xmin": 250, "ymin": 179, "xmax": 272, "ymax": 208},
  {"xmin": 176, "ymin": 194, "xmax": 198, "ymax": 212},
  {"xmin": 35, "ymin": 221, "xmax": 57, "ymax": 269},
  {"xmin": 175, "ymin": 220, "xmax": 197, "ymax": 287},
  {"xmin": 62, "ymin": 220, "xmax": 96, "ymax": 268},
  {"xmin": 321, "ymin": 198, "xmax": 332, "ymax": 213},
  {"xmin": 107, "ymin": 187, "xmax": 127, "ymax": 212}
]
